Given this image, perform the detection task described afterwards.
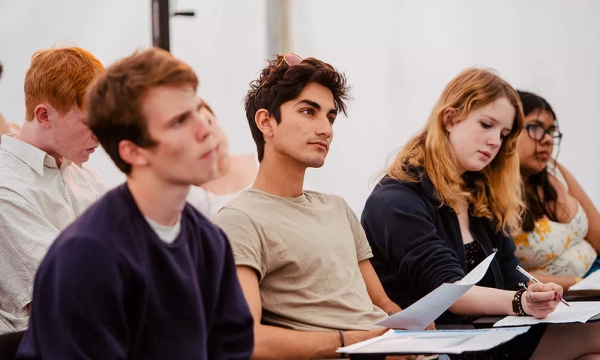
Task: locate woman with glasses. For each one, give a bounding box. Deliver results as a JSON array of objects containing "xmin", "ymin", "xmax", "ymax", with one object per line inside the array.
[{"xmin": 514, "ymin": 90, "xmax": 600, "ymax": 289}]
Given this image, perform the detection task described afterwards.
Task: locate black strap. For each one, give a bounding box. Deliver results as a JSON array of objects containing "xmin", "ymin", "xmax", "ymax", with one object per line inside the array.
[{"xmin": 339, "ymin": 330, "xmax": 346, "ymax": 358}]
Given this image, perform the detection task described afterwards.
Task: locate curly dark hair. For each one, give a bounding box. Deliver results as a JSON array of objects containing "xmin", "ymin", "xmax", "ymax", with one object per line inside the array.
[{"xmin": 244, "ymin": 54, "xmax": 350, "ymax": 161}]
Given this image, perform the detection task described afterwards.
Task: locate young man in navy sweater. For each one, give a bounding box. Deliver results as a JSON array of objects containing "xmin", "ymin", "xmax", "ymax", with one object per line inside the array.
[{"xmin": 16, "ymin": 47, "xmax": 254, "ymax": 360}]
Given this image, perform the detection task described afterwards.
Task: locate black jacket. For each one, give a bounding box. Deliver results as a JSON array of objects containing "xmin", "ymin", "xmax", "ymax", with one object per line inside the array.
[{"xmin": 361, "ymin": 172, "xmax": 527, "ymax": 324}]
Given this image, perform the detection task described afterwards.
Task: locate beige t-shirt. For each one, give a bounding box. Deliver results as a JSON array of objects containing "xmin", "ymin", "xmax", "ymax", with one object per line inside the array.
[{"xmin": 212, "ymin": 188, "xmax": 388, "ymax": 331}]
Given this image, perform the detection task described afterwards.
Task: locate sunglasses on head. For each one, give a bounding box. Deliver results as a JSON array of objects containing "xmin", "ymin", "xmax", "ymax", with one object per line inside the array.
[{"xmin": 277, "ymin": 53, "xmax": 303, "ymax": 67}]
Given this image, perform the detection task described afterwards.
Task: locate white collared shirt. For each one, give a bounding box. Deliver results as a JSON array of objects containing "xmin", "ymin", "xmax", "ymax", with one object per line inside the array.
[{"xmin": 0, "ymin": 135, "xmax": 107, "ymax": 334}]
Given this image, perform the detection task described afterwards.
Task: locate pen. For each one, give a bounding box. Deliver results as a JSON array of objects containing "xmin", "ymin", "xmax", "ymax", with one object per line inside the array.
[{"xmin": 516, "ymin": 265, "xmax": 570, "ymax": 307}]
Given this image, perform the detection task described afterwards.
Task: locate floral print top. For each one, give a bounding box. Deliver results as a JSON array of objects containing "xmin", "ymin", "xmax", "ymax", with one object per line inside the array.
[{"xmin": 514, "ymin": 166, "xmax": 595, "ymax": 277}]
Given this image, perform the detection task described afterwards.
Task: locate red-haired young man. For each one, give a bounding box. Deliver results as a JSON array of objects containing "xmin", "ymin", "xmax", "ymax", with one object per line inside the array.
[{"xmin": 0, "ymin": 47, "xmax": 106, "ymax": 334}]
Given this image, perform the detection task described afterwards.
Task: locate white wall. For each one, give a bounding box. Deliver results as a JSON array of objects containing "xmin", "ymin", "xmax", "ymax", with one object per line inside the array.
[
  {"xmin": 171, "ymin": 0, "xmax": 267, "ymax": 157},
  {"xmin": 1, "ymin": 0, "xmax": 599, "ymax": 216},
  {"xmin": 0, "ymin": 0, "xmax": 267, "ymax": 188},
  {"xmin": 289, "ymin": 0, "xmax": 600, "ymax": 215},
  {"xmin": 0, "ymin": 0, "xmax": 152, "ymax": 187}
]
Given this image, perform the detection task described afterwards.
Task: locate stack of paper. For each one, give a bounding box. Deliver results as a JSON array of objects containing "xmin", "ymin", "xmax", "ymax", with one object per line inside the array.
[
  {"xmin": 494, "ymin": 302, "xmax": 600, "ymax": 327},
  {"xmin": 376, "ymin": 252, "xmax": 496, "ymax": 330},
  {"xmin": 338, "ymin": 328, "xmax": 530, "ymax": 355},
  {"xmin": 569, "ymin": 271, "xmax": 600, "ymax": 290}
]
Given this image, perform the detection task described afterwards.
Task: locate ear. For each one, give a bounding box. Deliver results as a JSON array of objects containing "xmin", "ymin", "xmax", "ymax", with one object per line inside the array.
[
  {"xmin": 255, "ymin": 108, "xmax": 275, "ymax": 139},
  {"xmin": 118, "ymin": 139, "xmax": 150, "ymax": 169},
  {"xmin": 34, "ymin": 104, "xmax": 52, "ymax": 129},
  {"xmin": 442, "ymin": 107, "xmax": 457, "ymax": 133}
]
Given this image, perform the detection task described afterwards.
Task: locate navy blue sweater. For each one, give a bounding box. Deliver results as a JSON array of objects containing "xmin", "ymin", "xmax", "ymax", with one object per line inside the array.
[
  {"xmin": 16, "ymin": 184, "xmax": 254, "ymax": 360},
  {"xmin": 361, "ymin": 173, "xmax": 527, "ymax": 324}
]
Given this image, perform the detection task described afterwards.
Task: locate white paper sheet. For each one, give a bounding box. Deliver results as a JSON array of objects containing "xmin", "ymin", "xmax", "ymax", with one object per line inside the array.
[
  {"xmin": 569, "ymin": 270, "xmax": 600, "ymax": 290},
  {"xmin": 376, "ymin": 253, "xmax": 496, "ymax": 330},
  {"xmin": 338, "ymin": 327, "xmax": 530, "ymax": 355},
  {"xmin": 494, "ymin": 301, "xmax": 600, "ymax": 327},
  {"xmin": 458, "ymin": 252, "xmax": 496, "ymax": 285}
]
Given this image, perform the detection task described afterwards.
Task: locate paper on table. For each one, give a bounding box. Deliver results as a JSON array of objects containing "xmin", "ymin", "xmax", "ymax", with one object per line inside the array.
[
  {"xmin": 569, "ymin": 270, "xmax": 600, "ymax": 290},
  {"xmin": 338, "ymin": 327, "xmax": 530, "ymax": 355},
  {"xmin": 494, "ymin": 301, "xmax": 600, "ymax": 327},
  {"xmin": 376, "ymin": 252, "xmax": 496, "ymax": 330}
]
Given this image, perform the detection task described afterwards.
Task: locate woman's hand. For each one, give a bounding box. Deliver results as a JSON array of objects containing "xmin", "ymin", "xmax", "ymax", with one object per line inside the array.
[{"xmin": 521, "ymin": 282, "xmax": 563, "ymax": 319}]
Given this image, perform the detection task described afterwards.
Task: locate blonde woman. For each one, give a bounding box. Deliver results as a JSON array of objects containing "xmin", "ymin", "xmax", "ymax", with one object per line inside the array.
[{"xmin": 361, "ymin": 68, "xmax": 600, "ymax": 359}]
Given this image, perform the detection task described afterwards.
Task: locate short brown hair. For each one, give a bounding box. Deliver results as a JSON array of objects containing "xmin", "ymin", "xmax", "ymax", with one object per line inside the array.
[
  {"xmin": 87, "ymin": 47, "xmax": 199, "ymax": 174},
  {"xmin": 244, "ymin": 55, "xmax": 350, "ymax": 161},
  {"xmin": 24, "ymin": 47, "xmax": 104, "ymax": 121}
]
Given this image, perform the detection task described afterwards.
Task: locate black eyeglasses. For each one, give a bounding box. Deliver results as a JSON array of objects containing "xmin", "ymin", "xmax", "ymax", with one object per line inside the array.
[{"xmin": 524, "ymin": 124, "xmax": 563, "ymax": 143}]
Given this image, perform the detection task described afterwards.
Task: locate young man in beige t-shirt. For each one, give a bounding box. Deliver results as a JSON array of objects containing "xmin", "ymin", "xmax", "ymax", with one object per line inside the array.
[{"xmin": 213, "ymin": 54, "xmax": 431, "ymax": 360}]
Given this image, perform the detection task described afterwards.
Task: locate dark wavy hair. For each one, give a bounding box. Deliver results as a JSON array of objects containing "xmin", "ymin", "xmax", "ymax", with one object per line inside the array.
[
  {"xmin": 244, "ymin": 54, "xmax": 350, "ymax": 161},
  {"xmin": 518, "ymin": 90, "xmax": 560, "ymax": 232}
]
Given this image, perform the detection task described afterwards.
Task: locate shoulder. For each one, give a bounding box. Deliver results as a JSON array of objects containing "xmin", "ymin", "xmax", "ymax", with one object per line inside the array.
[
  {"xmin": 303, "ymin": 190, "xmax": 346, "ymax": 206},
  {"xmin": 0, "ymin": 183, "xmax": 28, "ymax": 202},
  {"xmin": 365, "ymin": 176, "xmax": 430, "ymax": 211},
  {"xmin": 219, "ymin": 188, "xmax": 263, "ymax": 210},
  {"xmin": 213, "ymin": 190, "xmax": 264, "ymax": 228},
  {"xmin": 36, "ymin": 227, "xmax": 132, "ymax": 295},
  {"xmin": 69, "ymin": 185, "xmax": 132, "ymax": 243},
  {"xmin": 45, "ymin": 222, "xmax": 122, "ymax": 273},
  {"xmin": 303, "ymin": 190, "xmax": 359, "ymax": 219},
  {"xmin": 0, "ymin": 152, "xmax": 33, "ymax": 190},
  {"xmin": 548, "ymin": 160, "xmax": 582, "ymax": 190},
  {"xmin": 213, "ymin": 201, "xmax": 257, "ymax": 231},
  {"xmin": 183, "ymin": 203, "xmax": 231, "ymax": 249},
  {"xmin": 183, "ymin": 202, "xmax": 222, "ymax": 235}
]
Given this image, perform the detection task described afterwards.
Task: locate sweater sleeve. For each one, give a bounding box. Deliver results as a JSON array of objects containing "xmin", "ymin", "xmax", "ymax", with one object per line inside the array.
[
  {"xmin": 17, "ymin": 237, "xmax": 129, "ymax": 360},
  {"xmin": 361, "ymin": 182, "xmax": 466, "ymax": 293},
  {"xmin": 207, "ymin": 229, "xmax": 254, "ymax": 360}
]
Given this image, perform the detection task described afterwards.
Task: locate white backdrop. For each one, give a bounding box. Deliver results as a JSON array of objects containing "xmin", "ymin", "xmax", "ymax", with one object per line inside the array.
[
  {"xmin": 1, "ymin": 0, "xmax": 599, "ymax": 216},
  {"xmin": 289, "ymin": 0, "xmax": 600, "ymax": 214}
]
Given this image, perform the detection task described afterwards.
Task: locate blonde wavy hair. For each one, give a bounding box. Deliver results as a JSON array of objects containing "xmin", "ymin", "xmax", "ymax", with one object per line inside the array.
[{"xmin": 388, "ymin": 68, "xmax": 525, "ymax": 234}]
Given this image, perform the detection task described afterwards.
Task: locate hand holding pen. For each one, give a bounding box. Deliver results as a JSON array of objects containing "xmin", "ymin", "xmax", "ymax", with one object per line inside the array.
[{"xmin": 516, "ymin": 265, "xmax": 568, "ymax": 319}]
